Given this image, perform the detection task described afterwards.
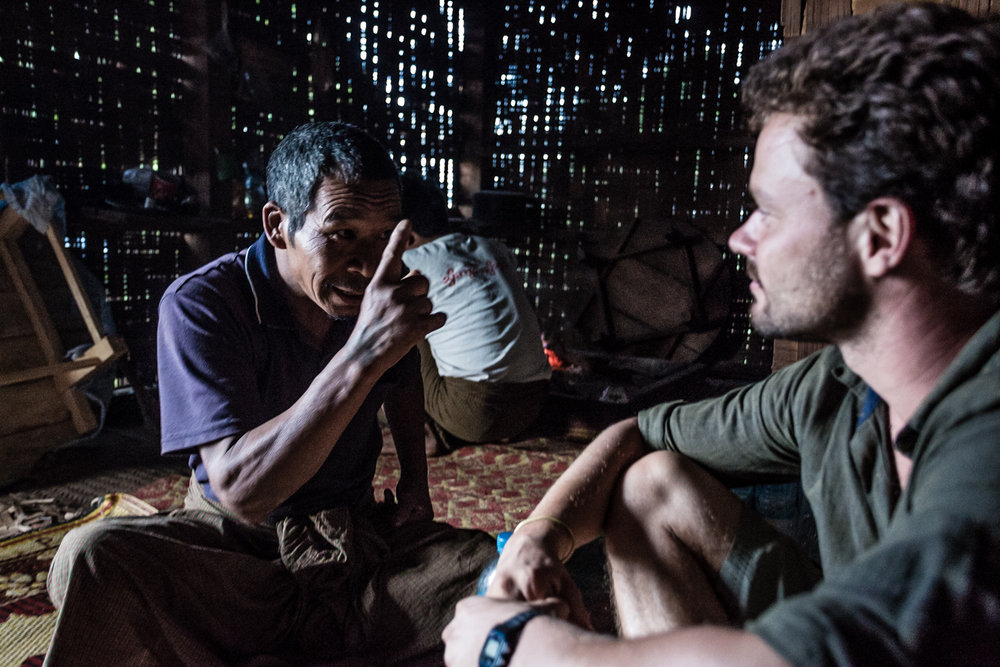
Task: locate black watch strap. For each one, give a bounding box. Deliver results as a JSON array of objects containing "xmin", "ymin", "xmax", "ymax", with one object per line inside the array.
[{"xmin": 478, "ymin": 608, "xmax": 545, "ymax": 667}]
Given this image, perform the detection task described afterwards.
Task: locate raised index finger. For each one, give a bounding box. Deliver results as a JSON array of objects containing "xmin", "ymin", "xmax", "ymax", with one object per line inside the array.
[{"xmin": 372, "ymin": 218, "xmax": 412, "ymax": 285}]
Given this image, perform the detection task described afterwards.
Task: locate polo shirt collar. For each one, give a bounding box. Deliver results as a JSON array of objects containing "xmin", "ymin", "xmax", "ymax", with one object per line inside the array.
[
  {"xmin": 829, "ymin": 308, "xmax": 1000, "ymax": 450},
  {"xmin": 244, "ymin": 234, "xmax": 295, "ymax": 329},
  {"xmin": 827, "ymin": 347, "xmax": 884, "ymax": 434},
  {"xmin": 829, "ymin": 347, "xmax": 869, "ymax": 398}
]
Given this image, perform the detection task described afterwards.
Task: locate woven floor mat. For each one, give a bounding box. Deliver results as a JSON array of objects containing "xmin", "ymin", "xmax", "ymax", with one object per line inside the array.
[
  {"xmin": 0, "ymin": 465, "xmax": 188, "ymax": 540},
  {"xmin": 0, "ymin": 435, "xmax": 598, "ymax": 665},
  {"xmin": 377, "ymin": 438, "xmax": 583, "ymax": 534},
  {"xmin": 0, "ymin": 494, "xmax": 158, "ymax": 667}
]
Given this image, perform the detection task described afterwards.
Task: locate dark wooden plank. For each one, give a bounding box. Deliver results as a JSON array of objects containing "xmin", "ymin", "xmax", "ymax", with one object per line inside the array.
[
  {"xmin": 782, "ymin": 0, "xmax": 804, "ymax": 38},
  {"xmin": 0, "ymin": 335, "xmax": 49, "ymax": 372},
  {"xmin": 0, "ymin": 418, "xmax": 82, "ymax": 483},
  {"xmin": 804, "ymin": 0, "xmax": 852, "ymax": 33},
  {"xmin": 854, "ymin": 0, "xmax": 993, "ymax": 16},
  {"xmin": 957, "ymin": 0, "xmax": 994, "ymax": 17},
  {"xmin": 0, "ymin": 378, "xmax": 73, "ymax": 436}
]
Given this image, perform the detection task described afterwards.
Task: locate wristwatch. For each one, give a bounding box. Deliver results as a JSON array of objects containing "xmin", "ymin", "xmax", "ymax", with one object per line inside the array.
[{"xmin": 478, "ymin": 608, "xmax": 545, "ymax": 667}]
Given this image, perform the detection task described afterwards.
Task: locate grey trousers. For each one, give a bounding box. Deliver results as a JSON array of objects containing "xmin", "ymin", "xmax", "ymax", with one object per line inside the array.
[{"xmin": 45, "ymin": 477, "xmax": 494, "ymax": 666}]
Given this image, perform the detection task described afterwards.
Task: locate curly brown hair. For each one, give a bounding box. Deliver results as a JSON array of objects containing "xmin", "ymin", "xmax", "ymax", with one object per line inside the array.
[{"xmin": 743, "ymin": 3, "xmax": 1000, "ymax": 299}]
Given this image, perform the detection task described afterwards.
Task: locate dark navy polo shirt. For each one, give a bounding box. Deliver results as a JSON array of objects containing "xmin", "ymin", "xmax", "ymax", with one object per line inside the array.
[{"xmin": 157, "ymin": 234, "xmax": 416, "ymax": 518}]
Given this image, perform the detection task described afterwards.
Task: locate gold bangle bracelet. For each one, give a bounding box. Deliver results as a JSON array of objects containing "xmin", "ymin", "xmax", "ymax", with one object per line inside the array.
[{"xmin": 513, "ymin": 514, "xmax": 576, "ymax": 562}]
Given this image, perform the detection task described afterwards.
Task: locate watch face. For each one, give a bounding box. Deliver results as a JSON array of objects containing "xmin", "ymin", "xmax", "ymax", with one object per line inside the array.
[
  {"xmin": 480, "ymin": 629, "xmax": 511, "ymax": 667},
  {"xmin": 483, "ymin": 636, "xmax": 503, "ymax": 656},
  {"xmin": 479, "ymin": 609, "xmax": 542, "ymax": 667}
]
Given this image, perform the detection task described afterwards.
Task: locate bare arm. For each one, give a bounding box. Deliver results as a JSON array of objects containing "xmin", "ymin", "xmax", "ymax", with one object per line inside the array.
[
  {"xmin": 514, "ymin": 615, "xmax": 787, "ymax": 667},
  {"xmin": 382, "ymin": 367, "xmax": 433, "ymax": 524},
  {"xmin": 443, "ymin": 597, "xmax": 788, "ymax": 667},
  {"xmin": 199, "ymin": 220, "xmax": 444, "ymax": 523},
  {"xmin": 489, "ymin": 417, "xmax": 648, "ymax": 602},
  {"xmin": 511, "ymin": 616, "xmax": 788, "ymax": 667}
]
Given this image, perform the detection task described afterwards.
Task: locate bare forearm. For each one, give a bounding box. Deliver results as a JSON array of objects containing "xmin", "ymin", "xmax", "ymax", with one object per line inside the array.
[
  {"xmin": 527, "ymin": 417, "xmax": 648, "ymax": 551},
  {"xmin": 383, "ymin": 378, "xmax": 428, "ymax": 486},
  {"xmin": 203, "ymin": 345, "xmax": 382, "ymax": 522},
  {"xmin": 485, "ymin": 418, "xmax": 648, "ymax": 605},
  {"xmin": 512, "ymin": 617, "xmax": 787, "ymax": 667}
]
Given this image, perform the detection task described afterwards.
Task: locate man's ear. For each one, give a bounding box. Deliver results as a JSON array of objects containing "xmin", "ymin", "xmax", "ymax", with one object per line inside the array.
[
  {"xmin": 854, "ymin": 197, "xmax": 914, "ymax": 278},
  {"xmin": 262, "ymin": 202, "xmax": 288, "ymax": 250}
]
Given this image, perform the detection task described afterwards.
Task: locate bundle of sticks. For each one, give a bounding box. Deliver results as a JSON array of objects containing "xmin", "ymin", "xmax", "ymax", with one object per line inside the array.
[{"xmin": 0, "ymin": 496, "xmax": 76, "ymax": 540}]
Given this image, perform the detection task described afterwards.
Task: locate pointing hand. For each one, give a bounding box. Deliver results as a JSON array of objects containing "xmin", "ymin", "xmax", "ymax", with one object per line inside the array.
[{"xmin": 347, "ymin": 219, "xmax": 446, "ymax": 373}]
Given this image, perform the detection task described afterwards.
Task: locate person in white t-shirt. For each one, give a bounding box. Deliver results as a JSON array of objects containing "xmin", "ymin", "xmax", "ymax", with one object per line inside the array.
[{"xmin": 401, "ymin": 174, "xmax": 552, "ymax": 456}]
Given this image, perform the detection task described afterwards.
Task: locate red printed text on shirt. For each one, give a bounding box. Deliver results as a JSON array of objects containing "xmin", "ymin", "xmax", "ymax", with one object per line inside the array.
[{"xmin": 441, "ymin": 260, "xmax": 498, "ymax": 287}]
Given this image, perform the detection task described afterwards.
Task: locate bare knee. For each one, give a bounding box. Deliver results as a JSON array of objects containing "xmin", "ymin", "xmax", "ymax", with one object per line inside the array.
[
  {"xmin": 609, "ymin": 451, "xmax": 702, "ymax": 524},
  {"xmin": 605, "ymin": 451, "xmax": 737, "ymax": 558}
]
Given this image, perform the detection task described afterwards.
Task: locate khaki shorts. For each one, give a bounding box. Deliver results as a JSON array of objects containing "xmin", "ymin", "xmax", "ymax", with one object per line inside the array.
[
  {"xmin": 720, "ymin": 502, "xmax": 823, "ymax": 623},
  {"xmin": 419, "ymin": 339, "xmax": 549, "ymax": 445}
]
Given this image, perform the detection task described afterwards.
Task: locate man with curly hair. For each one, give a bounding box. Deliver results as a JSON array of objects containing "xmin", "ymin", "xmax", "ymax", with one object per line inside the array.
[{"xmin": 444, "ymin": 4, "xmax": 1000, "ymax": 665}]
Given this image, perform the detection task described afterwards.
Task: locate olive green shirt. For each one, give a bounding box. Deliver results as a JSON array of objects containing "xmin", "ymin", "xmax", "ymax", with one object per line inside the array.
[{"xmin": 638, "ymin": 310, "xmax": 1000, "ymax": 665}]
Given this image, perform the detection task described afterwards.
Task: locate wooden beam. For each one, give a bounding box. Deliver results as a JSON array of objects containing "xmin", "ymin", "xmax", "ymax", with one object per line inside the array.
[
  {"xmin": 45, "ymin": 225, "xmax": 103, "ymax": 344},
  {"xmin": 58, "ymin": 335, "xmax": 127, "ymax": 388},
  {"xmin": 1, "ymin": 238, "xmax": 61, "ymax": 367},
  {"xmin": 0, "ymin": 206, "xmax": 29, "ymax": 240},
  {"xmin": 951, "ymin": 0, "xmax": 994, "ymax": 16},
  {"xmin": 0, "ymin": 357, "xmax": 101, "ymax": 388},
  {"xmin": 0, "ymin": 208, "xmax": 123, "ymax": 438},
  {"xmin": 782, "ymin": 0, "xmax": 805, "ymax": 38},
  {"xmin": 803, "ymin": 0, "xmax": 852, "ymax": 33},
  {"xmin": 853, "ymin": 0, "xmax": 884, "ymax": 14}
]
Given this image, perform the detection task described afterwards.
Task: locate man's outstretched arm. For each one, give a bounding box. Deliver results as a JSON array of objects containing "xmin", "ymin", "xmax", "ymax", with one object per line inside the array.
[{"xmin": 443, "ymin": 596, "xmax": 787, "ymax": 667}]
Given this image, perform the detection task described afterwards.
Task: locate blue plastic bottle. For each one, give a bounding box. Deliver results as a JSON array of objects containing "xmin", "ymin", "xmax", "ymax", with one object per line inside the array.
[{"xmin": 476, "ymin": 530, "xmax": 512, "ymax": 595}]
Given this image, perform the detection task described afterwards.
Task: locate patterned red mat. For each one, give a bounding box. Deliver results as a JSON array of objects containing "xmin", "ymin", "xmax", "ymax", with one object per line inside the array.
[
  {"xmin": 126, "ymin": 438, "xmax": 584, "ymax": 531},
  {"xmin": 0, "ymin": 436, "xmax": 586, "ymax": 666},
  {"xmin": 378, "ymin": 439, "xmax": 582, "ymax": 533}
]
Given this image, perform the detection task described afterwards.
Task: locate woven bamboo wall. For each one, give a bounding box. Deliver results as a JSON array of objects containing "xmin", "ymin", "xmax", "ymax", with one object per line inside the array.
[
  {"xmin": 2, "ymin": 1, "xmax": 789, "ymax": 390},
  {"xmin": 479, "ymin": 1, "xmax": 782, "ymax": 372}
]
